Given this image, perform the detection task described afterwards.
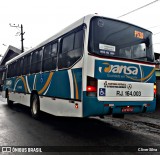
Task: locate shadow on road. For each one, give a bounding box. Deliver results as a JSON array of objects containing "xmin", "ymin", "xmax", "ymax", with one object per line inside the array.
[{"xmin": 8, "ymin": 103, "xmax": 118, "ymax": 137}]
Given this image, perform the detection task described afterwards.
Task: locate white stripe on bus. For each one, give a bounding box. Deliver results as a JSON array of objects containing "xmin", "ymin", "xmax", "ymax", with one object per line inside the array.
[
  {"xmin": 43, "ymin": 82, "xmax": 51, "ymax": 95},
  {"xmin": 25, "ymin": 76, "xmax": 31, "ymax": 93},
  {"xmin": 68, "ymin": 70, "xmax": 74, "ymax": 99},
  {"xmin": 33, "ymin": 74, "xmax": 37, "ymax": 90},
  {"xmin": 14, "ymin": 79, "xmax": 21, "ymax": 91}
]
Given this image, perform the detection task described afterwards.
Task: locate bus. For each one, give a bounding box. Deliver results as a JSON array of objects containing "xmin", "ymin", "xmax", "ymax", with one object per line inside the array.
[{"xmin": 2, "ymin": 14, "xmax": 156, "ymax": 119}]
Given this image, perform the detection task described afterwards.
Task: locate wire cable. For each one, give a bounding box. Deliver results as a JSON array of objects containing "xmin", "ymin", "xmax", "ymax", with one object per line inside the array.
[
  {"xmin": 154, "ymin": 32, "xmax": 160, "ymax": 35},
  {"xmin": 148, "ymin": 25, "xmax": 160, "ymax": 29},
  {"xmin": 118, "ymin": 0, "xmax": 159, "ymax": 18}
]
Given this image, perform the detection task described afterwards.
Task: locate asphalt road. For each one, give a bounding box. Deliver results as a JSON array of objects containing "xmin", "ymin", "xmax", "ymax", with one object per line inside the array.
[{"xmin": 0, "ymin": 96, "xmax": 160, "ymax": 155}]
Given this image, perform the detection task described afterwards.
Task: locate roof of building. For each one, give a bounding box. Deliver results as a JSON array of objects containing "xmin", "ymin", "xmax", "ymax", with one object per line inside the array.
[{"xmin": 0, "ymin": 45, "xmax": 21, "ymax": 66}]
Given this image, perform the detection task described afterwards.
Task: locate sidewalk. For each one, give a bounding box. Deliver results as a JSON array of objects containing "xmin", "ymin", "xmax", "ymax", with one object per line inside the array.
[
  {"xmin": 138, "ymin": 99, "xmax": 160, "ymax": 119},
  {"xmin": 125, "ymin": 114, "xmax": 160, "ymax": 127}
]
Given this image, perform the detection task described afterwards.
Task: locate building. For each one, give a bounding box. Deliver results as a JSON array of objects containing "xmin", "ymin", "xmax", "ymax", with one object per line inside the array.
[{"xmin": 0, "ymin": 45, "xmax": 21, "ymax": 90}]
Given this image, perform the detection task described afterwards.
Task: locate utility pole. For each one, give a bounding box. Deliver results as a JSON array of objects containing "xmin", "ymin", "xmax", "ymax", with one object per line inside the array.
[
  {"xmin": 9, "ymin": 23, "xmax": 25, "ymax": 53},
  {"xmin": 20, "ymin": 24, "xmax": 24, "ymax": 53}
]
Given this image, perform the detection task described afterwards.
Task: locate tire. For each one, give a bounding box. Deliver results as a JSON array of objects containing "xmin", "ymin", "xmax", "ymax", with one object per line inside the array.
[
  {"xmin": 31, "ymin": 94, "xmax": 40, "ymax": 119},
  {"xmin": 7, "ymin": 92, "xmax": 13, "ymax": 107},
  {"xmin": 112, "ymin": 114, "xmax": 124, "ymax": 118}
]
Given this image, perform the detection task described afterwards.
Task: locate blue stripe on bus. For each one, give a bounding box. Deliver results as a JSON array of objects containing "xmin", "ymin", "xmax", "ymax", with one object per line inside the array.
[{"xmin": 4, "ymin": 68, "xmax": 82, "ymax": 100}]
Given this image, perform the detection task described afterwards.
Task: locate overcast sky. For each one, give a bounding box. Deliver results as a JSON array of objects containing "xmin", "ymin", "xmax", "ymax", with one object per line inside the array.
[{"xmin": 0, "ymin": 0, "xmax": 160, "ymax": 60}]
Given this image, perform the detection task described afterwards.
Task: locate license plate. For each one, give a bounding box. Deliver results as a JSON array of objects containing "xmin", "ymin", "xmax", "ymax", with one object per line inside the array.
[{"xmin": 122, "ymin": 107, "xmax": 134, "ymax": 112}]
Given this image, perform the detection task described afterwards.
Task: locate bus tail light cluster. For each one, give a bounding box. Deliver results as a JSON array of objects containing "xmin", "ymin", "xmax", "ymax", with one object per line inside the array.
[
  {"xmin": 154, "ymin": 84, "xmax": 157, "ymax": 98},
  {"xmin": 86, "ymin": 76, "xmax": 97, "ymax": 97},
  {"xmin": 87, "ymin": 86, "xmax": 97, "ymax": 92}
]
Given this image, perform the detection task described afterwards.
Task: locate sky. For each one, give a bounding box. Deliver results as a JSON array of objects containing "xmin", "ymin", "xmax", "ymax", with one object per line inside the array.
[{"xmin": 0, "ymin": 0, "xmax": 160, "ymax": 61}]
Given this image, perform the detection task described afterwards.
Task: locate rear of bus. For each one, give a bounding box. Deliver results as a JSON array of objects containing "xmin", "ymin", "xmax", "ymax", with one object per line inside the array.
[{"xmin": 83, "ymin": 16, "xmax": 156, "ymax": 117}]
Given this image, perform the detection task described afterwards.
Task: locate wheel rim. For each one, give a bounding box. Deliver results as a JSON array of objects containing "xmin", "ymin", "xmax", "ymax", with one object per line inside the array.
[{"xmin": 32, "ymin": 98, "xmax": 38, "ymax": 115}]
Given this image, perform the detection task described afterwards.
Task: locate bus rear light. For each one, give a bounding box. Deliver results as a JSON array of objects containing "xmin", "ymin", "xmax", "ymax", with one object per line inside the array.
[
  {"xmin": 87, "ymin": 86, "xmax": 97, "ymax": 92},
  {"xmin": 104, "ymin": 104, "xmax": 109, "ymax": 107},
  {"xmin": 154, "ymin": 84, "xmax": 157, "ymax": 97},
  {"xmin": 86, "ymin": 76, "xmax": 97, "ymax": 97}
]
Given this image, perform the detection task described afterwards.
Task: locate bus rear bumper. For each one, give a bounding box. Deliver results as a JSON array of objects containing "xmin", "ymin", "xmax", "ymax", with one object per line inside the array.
[
  {"xmin": 83, "ymin": 92, "xmax": 156, "ymax": 117},
  {"xmin": 106, "ymin": 100, "xmax": 156, "ymax": 115}
]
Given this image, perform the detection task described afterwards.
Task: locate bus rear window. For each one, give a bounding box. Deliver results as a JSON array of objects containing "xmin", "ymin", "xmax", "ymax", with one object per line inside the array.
[
  {"xmin": 88, "ymin": 17, "xmax": 154, "ymax": 62},
  {"xmin": 119, "ymin": 43, "xmax": 147, "ymax": 60}
]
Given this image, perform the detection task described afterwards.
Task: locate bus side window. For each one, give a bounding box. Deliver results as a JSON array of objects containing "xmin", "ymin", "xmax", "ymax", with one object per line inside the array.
[
  {"xmin": 11, "ymin": 62, "xmax": 16, "ymax": 77},
  {"xmin": 10, "ymin": 63, "xmax": 14, "ymax": 77},
  {"xmin": 20, "ymin": 58, "xmax": 24, "ymax": 76},
  {"xmin": 42, "ymin": 42, "xmax": 57, "ymax": 72},
  {"xmin": 74, "ymin": 30, "xmax": 83, "ymax": 50},
  {"xmin": 23, "ymin": 54, "xmax": 31, "ymax": 75},
  {"xmin": 51, "ymin": 42, "xmax": 58, "ymax": 70},
  {"xmin": 58, "ymin": 29, "xmax": 83, "ymax": 69},
  {"xmin": 7, "ymin": 65, "xmax": 11, "ymax": 78},
  {"xmin": 2, "ymin": 70, "xmax": 6, "ymax": 83},
  {"xmin": 30, "ymin": 49, "xmax": 42, "ymax": 74},
  {"xmin": 16, "ymin": 59, "xmax": 21, "ymax": 76}
]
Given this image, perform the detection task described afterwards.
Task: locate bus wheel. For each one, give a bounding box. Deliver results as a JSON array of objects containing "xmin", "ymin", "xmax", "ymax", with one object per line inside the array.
[
  {"xmin": 31, "ymin": 94, "xmax": 40, "ymax": 119},
  {"xmin": 112, "ymin": 114, "xmax": 124, "ymax": 118},
  {"xmin": 7, "ymin": 92, "xmax": 13, "ymax": 107}
]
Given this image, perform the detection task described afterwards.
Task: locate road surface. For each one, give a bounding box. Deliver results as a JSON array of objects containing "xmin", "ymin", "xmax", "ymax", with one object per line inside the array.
[{"xmin": 0, "ymin": 94, "xmax": 160, "ymax": 154}]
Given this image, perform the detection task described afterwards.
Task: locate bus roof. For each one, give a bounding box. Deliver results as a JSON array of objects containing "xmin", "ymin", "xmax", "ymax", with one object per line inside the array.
[
  {"xmin": 6, "ymin": 14, "xmax": 152, "ymax": 65},
  {"xmin": 6, "ymin": 14, "xmax": 95, "ymax": 65}
]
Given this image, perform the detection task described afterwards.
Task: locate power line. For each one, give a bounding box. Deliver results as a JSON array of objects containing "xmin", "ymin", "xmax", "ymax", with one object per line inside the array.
[
  {"xmin": 148, "ymin": 25, "xmax": 160, "ymax": 29},
  {"xmin": 118, "ymin": 0, "xmax": 159, "ymax": 18},
  {"xmin": 154, "ymin": 31, "xmax": 160, "ymax": 35},
  {"xmin": 153, "ymin": 43, "xmax": 160, "ymax": 44}
]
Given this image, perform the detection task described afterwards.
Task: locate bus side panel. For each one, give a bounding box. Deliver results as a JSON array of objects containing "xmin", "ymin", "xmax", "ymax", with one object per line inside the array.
[
  {"xmin": 37, "ymin": 68, "xmax": 82, "ymax": 100},
  {"xmin": 39, "ymin": 68, "xmax": 83, "ymax": 117},
  {"xmin": 3, "ymin": 68, "xmax": 83, "ymax": 117},
  {"xmin": 9, "ymin": 92, "xmax": 30, "ymax": 107},
  {"xmin": 40, "ymin": 97, "xmax": 82, "ymax": 117},
  {"xmin": 4, "ymin": 68, "xmax": 82, "ymax": 99},
  {"xmin": 3, "ymin": 77, "xmax": 16, "ymax": 93}
]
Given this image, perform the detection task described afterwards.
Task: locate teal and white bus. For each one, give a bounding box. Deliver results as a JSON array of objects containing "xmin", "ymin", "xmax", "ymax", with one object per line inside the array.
[{"xmin": 2, "ymin": 14, "xmax": 156, "ymax": 118}]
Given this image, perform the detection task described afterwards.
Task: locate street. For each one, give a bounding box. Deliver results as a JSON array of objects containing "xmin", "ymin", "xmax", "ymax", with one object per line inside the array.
[{"xmin": 0, "ymin": 94, "xmax": 160, "ymax": 154}]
